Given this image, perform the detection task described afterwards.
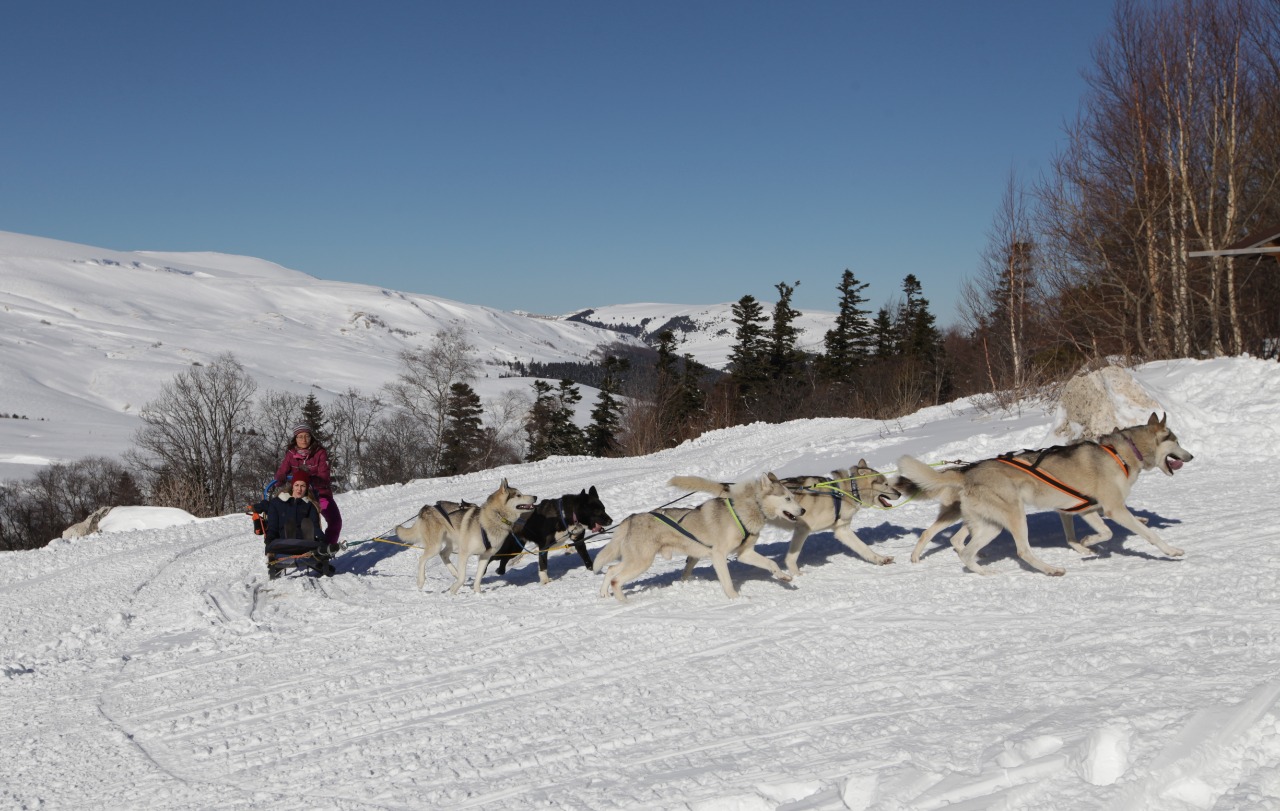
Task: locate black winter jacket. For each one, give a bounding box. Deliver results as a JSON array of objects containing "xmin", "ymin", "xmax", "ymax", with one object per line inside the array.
[{"xmin": 264, "ymin": 494, "xmax": 324, "ymax": 544}]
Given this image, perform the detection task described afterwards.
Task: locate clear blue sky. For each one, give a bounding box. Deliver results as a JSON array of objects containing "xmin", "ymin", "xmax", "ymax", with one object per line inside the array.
[{"xmin": 0, "ymin": 1, "xmax": 1117, "ymax": 325}]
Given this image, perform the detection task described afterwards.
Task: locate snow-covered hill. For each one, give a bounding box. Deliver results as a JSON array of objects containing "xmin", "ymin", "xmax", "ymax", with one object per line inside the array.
[
  {"xmin": 3, "ymin": 357, "xmax": 1279, "ymax": 809},
  {"xmin": 0, "ymin": 230, "xmax": 835, "ymax": 480}
]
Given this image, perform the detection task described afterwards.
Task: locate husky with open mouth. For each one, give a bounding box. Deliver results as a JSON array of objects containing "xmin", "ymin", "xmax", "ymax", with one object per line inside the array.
[{"xmin": 896, "ymin": 413, "xmax": 1193, "ymax": 576}]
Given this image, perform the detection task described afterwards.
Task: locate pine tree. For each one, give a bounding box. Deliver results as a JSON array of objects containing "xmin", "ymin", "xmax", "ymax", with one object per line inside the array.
[
  {"xmin": 654, "ymin": 330, "xmax": 680, "ymax": 426},
  {"xmin": 524, "ymin": 380, "xmax": 556, "ymax": 462},
  {"xmin": 899, "ymin": 274, "xmax": 941, "ymax": 364},
  {"xmin": 525, "ymin": 379, "xmax": 586, "ymax": 461},
  {"xmin": 767, "ymin": 281, "xmax": 804, "ymax": 381},
  {"xmin": 872, "ymin": 306, "xmax": 898, "ymax": 358},
  {"xmin": 546, "ymin": 379, "xmax": 586, "ymax": 456},
  {"xmin": 586, "ymin": 356, "xmax": 628, "ymax": 457},
  {"xmin": 677, "ymin": 353, "xmax": 706, "ymax": 424},
  {"xmin": 300, "ymin": 393, "xmax": 333, "ymax": 448},
  {"xmin": 727, "ymin": 294, "xmax": 768, "ymax": 406},
  {"xmin": 820, "ymin": 269, "xmax": 872, "ymax": 384},
  {"xmin": 437, "ymin": 382, "xmax": 485, "ymax": 476}
]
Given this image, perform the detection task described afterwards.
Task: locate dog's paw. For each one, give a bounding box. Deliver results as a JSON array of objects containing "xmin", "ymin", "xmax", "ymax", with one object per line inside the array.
[
  {"xmin": 773, "ymin": 571, "xmax": 793, "ymax": 583},
  {"xmin": 872, "ymin": 555, "xmax": 894, "ymax": 565},
  {"xmin": 1168, "ymin": 547, "xmax": 1185, "ymax": 557}
]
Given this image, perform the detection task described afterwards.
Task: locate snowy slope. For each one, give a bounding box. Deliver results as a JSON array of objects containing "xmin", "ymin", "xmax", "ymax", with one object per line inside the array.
[
  {"xmin": 0, "ymin": 231, "xmax": 651, "ymax": 480},
  {"xmin": 3, "ymin": 357, "xmax": 1279, "ymax": 810},
  {"xmin": 0, "ymin": 231, "xmax": 839, "ymax": 482}
]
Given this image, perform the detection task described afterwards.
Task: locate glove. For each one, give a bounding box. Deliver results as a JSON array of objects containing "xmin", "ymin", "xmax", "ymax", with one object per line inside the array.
[{"xmin": 320, "ymin": 542, "xmax": 341, "ymax": 558}]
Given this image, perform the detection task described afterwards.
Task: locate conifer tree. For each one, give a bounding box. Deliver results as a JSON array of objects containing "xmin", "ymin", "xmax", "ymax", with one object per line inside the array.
[
  {"xmin": 300, "ymin": 393, "xmax": 333, "ymax": 448},
  {"xmin": 899, "ymin": 274, "xmax": 942, "ymax": 364},
  {"xmin": 871, "ymin": 305, "xmax": 898, "ymax": 358},
  {"xmin": 546, "ymin": 379, "xmax": 586, "ymax": 456},
  {"xmin": 820, "ymin": 269, "xmax": 872, "ymax": 384},
  {"xmin": 586, "ymin": 356, "xmax": 628, "ymax": 457},
  {"xmin": 525, "ymin": 379, "xmax": 586, "ymax": 461},
  {"xmin": 524, "ymin": 380, "xmax": 556, "ymax": 462},
  {"xmin": 437, "ymin": 382, "xmax": 485, "ymax": 476},
  {"xmin": 727, "ymin": 294, "xmax": 768, "ymax": 407},
  {"xmin": 767, "ymin": 281, "xmax": 804, "ymax": 382},
  {"xmin": 677, "ymin": 353, "xmax": 707, "ymax": 426}
]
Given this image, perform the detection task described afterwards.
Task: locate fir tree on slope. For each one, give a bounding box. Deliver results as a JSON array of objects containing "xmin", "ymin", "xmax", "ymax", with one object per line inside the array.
[
  {"xmin": 767, "ymin": 281, "xmax": 805, "ymax": 383},
  {"xmin": 727, "ymin": 294, "xmax": 768, "ymax": 414},
  {"xmin": 525, "ymin": 379, "xmax": 586, "ymax": 462},
  {"xmin": 437, "ymin": 382, "xmax": 485, "ymax": 476},
  {"xmin": 586, "ymin": 355, "xmax": 628, "ymax": 458},
  {"xmin": 820, "ymin": 269, "xmax": 872, "ymax": 386}
]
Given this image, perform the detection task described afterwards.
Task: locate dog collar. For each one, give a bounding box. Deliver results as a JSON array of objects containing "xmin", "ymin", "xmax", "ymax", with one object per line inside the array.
[{"xmin": 1122, "ymin": 433, "xmax": 1145, "ymax": 463}]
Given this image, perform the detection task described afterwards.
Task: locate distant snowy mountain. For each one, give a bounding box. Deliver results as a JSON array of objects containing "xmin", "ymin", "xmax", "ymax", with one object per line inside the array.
[
  {"xmin": 564, "ymin": 301, "xmax": 834, "ymax": 369},
  {"xmin": 0, "ymin": 231, "xmax": 835, "ymax": 480}
]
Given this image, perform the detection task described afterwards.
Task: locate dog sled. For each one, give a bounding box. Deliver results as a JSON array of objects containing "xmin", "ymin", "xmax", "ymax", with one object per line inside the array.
[{"xmin": 246, "ymin": 479, "xmax": 336, "ymax": 579}]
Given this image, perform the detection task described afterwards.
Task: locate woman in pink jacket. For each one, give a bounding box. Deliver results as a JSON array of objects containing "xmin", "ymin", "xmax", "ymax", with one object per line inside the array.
[{"xmin": 274, "ymin": 423, "xmax": 342, "ymax": 553}]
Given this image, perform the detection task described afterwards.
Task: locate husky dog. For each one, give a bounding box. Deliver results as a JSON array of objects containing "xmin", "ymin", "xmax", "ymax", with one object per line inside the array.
[
  {"xmin": 490, "ymin": 487, "xmax": 612, "ymax": 584},
  {"xmin": 678, "ymin": 460, "xmax": 900, "ymax": 575},
  {"xmin": 402, "ymin": 479, "xmax": 536, "ymax": 593},
  {"xmin": 593, "ymin": 473, "xmax": 805, "ymax": 602},
  {"xmin": 897, "ymin": 413, "xmax": 1193, "ymax": 576},
  {"xmin": 900, "ymin": 466, "xmax": 1116, "ymax": 563}
]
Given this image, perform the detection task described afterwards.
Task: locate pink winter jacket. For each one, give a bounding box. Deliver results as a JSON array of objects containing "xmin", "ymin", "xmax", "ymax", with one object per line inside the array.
[{"xmin": 274, "ymin": 445, "xmax": 334, "ymax": 498}]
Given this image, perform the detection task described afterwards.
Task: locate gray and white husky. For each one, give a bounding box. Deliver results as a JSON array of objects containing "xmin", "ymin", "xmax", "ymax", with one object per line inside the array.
[
  {"xmin": 897, "ymin": 413, "xmax": 1193, "ymax": 576},
  {"xmin": 402, "ymin": 479, "xmax": 536, "ymax": 593},
  {"xmin": 679, "ymin": 460, "xmax": 900, "ymax": 575},
  {"xmin": 593, "ymin": 473, "xmax": 804, "ymax": 602}
]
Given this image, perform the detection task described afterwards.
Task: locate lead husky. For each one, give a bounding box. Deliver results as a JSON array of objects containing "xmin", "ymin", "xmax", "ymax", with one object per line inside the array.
[
  {"xmin": 897, "ymin": 413, "xmax": 1193, "ymax": 576},
  {"xmin": 676, "ymin": 460, "xmax": 900, "ymax": 575},
  {"xmin": 403, "ymin": 479, "xmax": 536, "ymax": 593},
  {"xmin": 593, "ymin": 473, "xmax": 804, "ymax": 601},
  {"xmin": 900, "ymin": 465, "xmax": 1115, "ymax": 563}
]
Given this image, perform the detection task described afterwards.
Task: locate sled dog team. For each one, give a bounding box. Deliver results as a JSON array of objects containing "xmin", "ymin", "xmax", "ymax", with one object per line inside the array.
[{"xmin": 401, "ymin": 413, "xmax": 1193, "ymax": 601}]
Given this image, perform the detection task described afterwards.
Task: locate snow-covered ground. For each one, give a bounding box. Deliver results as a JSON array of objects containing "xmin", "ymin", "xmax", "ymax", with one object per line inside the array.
[{"xmin": 3, "ymin": 357, "xmax": 1280, "ymax": 810}]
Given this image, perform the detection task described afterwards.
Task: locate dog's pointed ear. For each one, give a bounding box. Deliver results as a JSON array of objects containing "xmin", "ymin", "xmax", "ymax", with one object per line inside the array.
[
  {"xmin": 589, "ymin": 485, "xmax": 598, "ymax": 497},
  {"xmin": 766, "ymin": 472, "xmax": 779, "ymax": 483},
  {"xmin": 499, "ymin": 477, "xmax": 510, "ymax": 490},
  {"xmin": 858, "ymin": 458, "xmax": 868, "ymax": 468},
  {"xmin": 1160, "ymin": 412, "xmax": 1167, "ymax": 427},
  {"xmin": 1147, "ymin": 412, "xmax": 1160, "ymax": 426}
]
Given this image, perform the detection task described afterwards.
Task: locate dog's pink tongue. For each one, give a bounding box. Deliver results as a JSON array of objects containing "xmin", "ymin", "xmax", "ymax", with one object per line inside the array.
[{"xmin": 1168, "ymin": 458, "xmax": 1184, "ymax": 471}]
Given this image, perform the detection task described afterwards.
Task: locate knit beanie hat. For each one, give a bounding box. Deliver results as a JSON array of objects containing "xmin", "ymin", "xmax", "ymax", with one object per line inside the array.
[
  {"xmin": 292, "ymin": 424, "xmax": 312, "ymax": 438},
  {"xmin": 291, "ymin": 469, "xmax": 311, "ymax": 486}
]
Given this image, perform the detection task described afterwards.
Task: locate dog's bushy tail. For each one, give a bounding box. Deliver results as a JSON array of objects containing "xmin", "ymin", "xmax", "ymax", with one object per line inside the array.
[
  {"xmin": 592, "ymin": 519, "xmax": 629, "ymax": 572},
  {"xmin": 668, "ymin": 475, "xmax": 732, "ymax": 497},
  {"xmin": 894, "ymin": 456, "xmax": 963, "ymax": 501}
]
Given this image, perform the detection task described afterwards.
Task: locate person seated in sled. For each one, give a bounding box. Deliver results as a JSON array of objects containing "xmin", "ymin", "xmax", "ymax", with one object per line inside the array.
[
  {"xmin": 274, "ymin": 422, "xmax": 342, "ymax": 557},
  {"xmin": 263, "ymin": 470, "xmax": 330, "ymax": 578}
]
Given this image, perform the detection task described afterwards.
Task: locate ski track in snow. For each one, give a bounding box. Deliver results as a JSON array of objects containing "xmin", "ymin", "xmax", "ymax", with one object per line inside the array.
[{"xmin": 5, "ymin": 362, "xmax": 1280, "ymax": 810}]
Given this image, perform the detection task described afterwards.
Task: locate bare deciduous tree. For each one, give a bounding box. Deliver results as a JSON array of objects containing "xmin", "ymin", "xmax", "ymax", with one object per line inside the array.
[
  {"xmin": 328, "ymin": 387, "xmax": 385, "ymax": 491},
  {"xmin": 963, "ymin": 171, "xmax": 1044, "ymax": 400},
  {"xmin": 129, "ymin": 354, "xmax": 258, "ymax": 516},
  {"xmin": 384, "ymin": 325, "xmax": 477, "ymax": 473}
]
